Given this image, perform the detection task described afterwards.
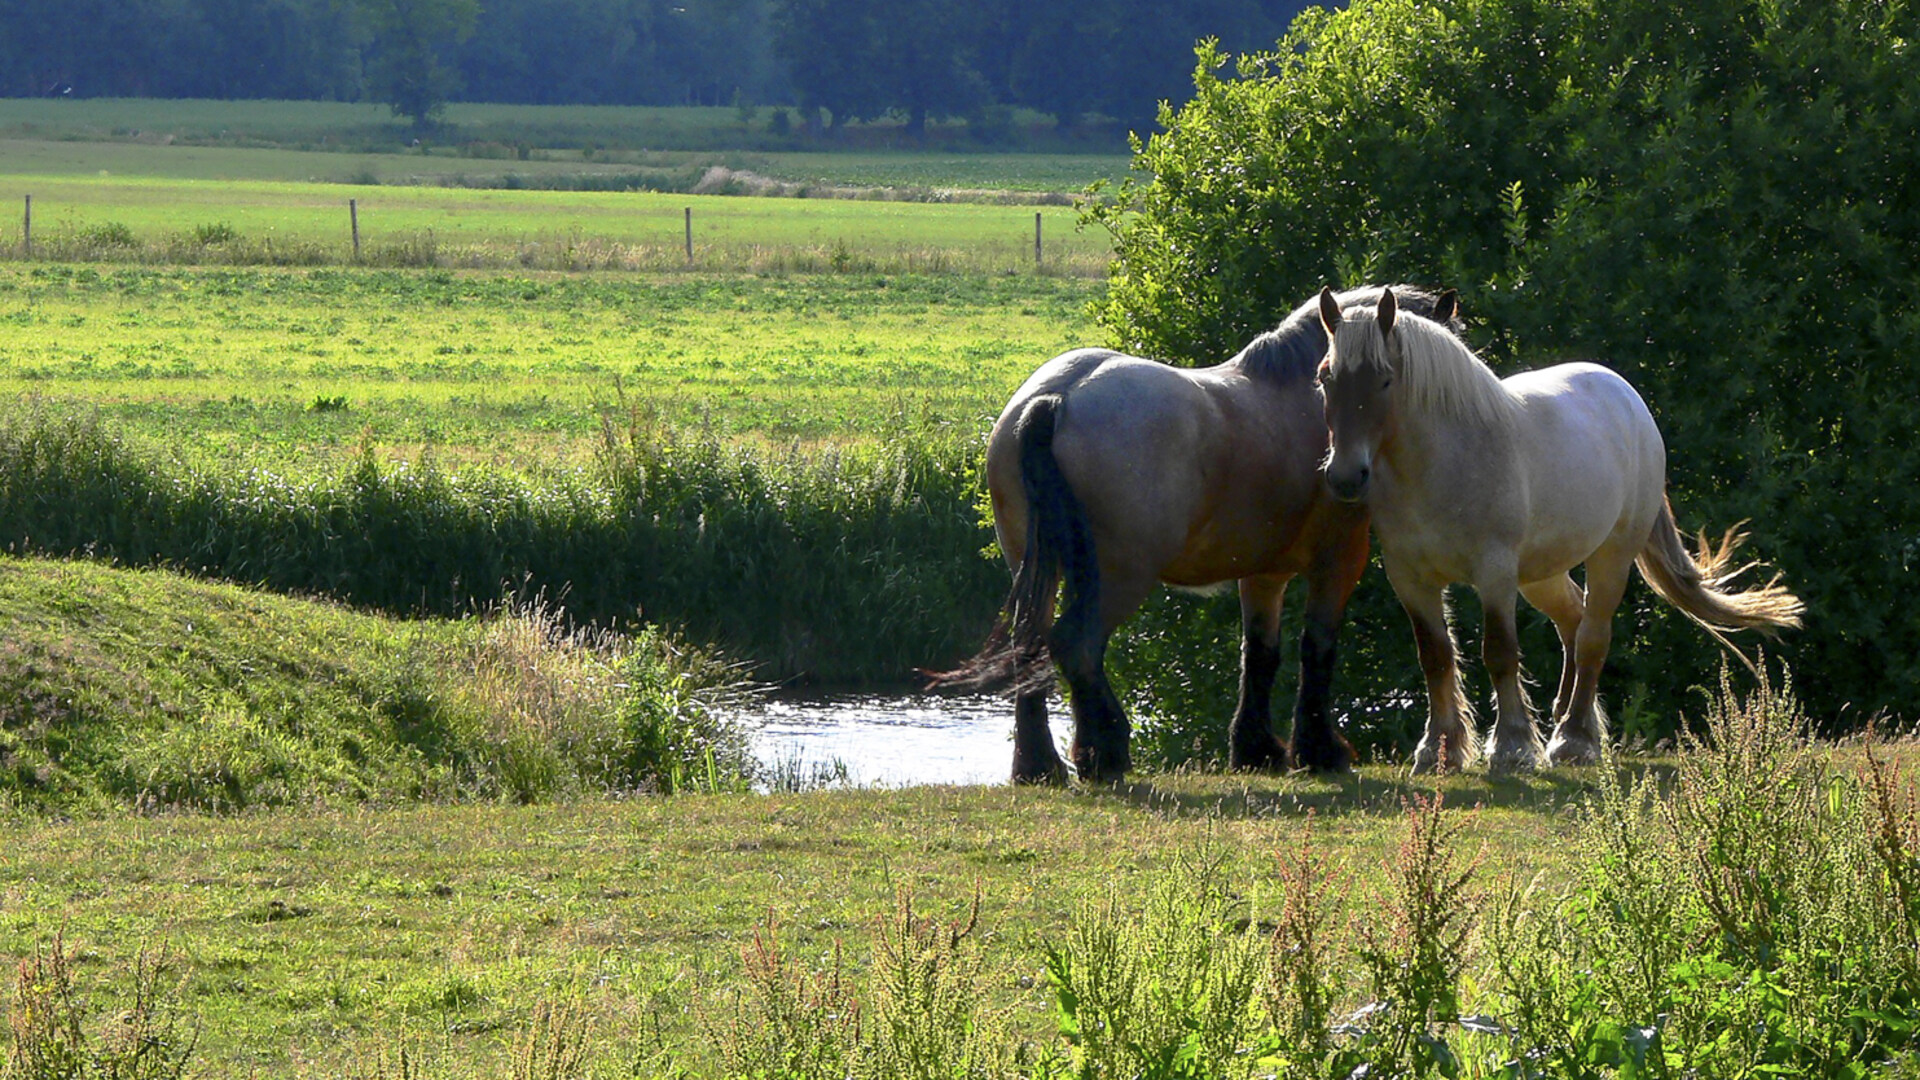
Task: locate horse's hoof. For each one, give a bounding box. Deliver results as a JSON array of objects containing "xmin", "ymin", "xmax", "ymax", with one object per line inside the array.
[
  {"xmin": 1229, "ymin": 740, "xmax": 1290, "ymax": 773},
  {"xmin": 1545, "ymin": 733, "xmax": 1601, "ymax": 767},
  {"xmin": 1011, "ymin": 762, "xmax": 1069, "ymax": 786},
  {"xmin": 1071, "ymin": 744, "xmax": 1131, "ymax": 783},
  {"xmin": 1292, "ymin": 745, "xmax": 1354, "ymax": 775},
  {"xmin": 1410, "ymin": 737, "xmax": 1463, "ymax": 776},
  {"xmin": 1485, "ymin": 742, "xmax": 1546, "ymax": 774}
]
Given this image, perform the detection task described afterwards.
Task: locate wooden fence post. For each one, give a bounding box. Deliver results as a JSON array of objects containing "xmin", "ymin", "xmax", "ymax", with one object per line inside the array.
[
  {"xmin": 22, "ymin": 194, "xmax": 30, "ymax": 258},
  {"xmin": 1034, "ymin": 211, "xmax": 1042, "ymax": 268},
  {"xmin": 349, "ymin": 198, "xmax": 361, "ymax": 260},
  {"xmin": 684, "ymin": 206, "xmax": 693, "ymax": 262}
]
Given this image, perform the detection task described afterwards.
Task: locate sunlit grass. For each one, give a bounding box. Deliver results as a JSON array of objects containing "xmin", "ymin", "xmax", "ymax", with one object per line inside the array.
[{"xmin": 0, "ymin": 265, "xmax": 1101, "ymax": 466}]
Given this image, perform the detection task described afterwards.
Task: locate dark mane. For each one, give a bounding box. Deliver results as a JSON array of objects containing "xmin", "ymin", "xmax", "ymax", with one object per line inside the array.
[{"xmin": 1237, "ymin": 284, "xmax": 1450, "ymax": 384}]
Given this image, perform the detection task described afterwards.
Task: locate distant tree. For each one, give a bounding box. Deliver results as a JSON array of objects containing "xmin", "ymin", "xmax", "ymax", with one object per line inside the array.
[
  {"xmin": 772, "ymin": 0, "xmax": 985, "ymax": 136},
  {"xmin": 356, "ymin": 0, "xmax": 480, "ymax": 128},
  {"xmin": 772, "ymin": 0, "xmax": 881, "ymax": 130}
]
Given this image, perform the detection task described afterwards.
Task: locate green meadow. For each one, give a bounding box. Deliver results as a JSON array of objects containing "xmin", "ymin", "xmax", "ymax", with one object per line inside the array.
[
  {"xmin": 1, "ymin": 177, "xmax": 1110, "ymax": 273},
  {"xmin": 0, "ymin": 265, "xmax": 1099, "ymax": 465},
  {"xmin": 0, "ymin": 134, "xmax": 1132, "ymax": 196}
]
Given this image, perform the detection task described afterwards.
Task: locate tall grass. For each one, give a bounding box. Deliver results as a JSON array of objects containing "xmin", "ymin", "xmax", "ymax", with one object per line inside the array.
[{"xmin": 0, "ymin": 403, "xmax": 1002, "ymax": 685}]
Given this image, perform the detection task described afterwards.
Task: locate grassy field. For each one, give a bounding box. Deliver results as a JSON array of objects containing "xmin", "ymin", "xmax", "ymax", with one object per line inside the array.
[
  {"xmin": 0, "ymin": 265, "xmax": 1099, "ymax": 465},
  {"xmin": 0, "ymin": 177, "xmax": 1113, "ymax": 274},
  {"xmin": 0, "ymin": 98, "xmax": 1138, "ymax": 158},
  {"xmin": 4, "ymin": 709, "xmax": 1916, "ymax": 1078},
  {"xmin": 0, "ymin": 135, "xmax": 1134, "ymax": 197},
  {"xmin": 0, "ymin": 743, "xmax": 1586, "ymax": 1077}
]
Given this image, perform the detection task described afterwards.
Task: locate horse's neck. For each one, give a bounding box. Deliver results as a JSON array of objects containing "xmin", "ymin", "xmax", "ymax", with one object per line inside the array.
[{"xmin": 1380, "ymin": 401, "xmax": 1523, "ymax": 520}]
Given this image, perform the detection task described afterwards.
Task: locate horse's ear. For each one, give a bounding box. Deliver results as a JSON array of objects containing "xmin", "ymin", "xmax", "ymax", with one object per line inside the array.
[
  {"xmin": 1377, "ymin": 287, "xmax": 1398, "ymax": 335},
  {"xmin": 1318, "ymin": 286, "xmax": 1341, "ymax": 334},
  {"xmin": 1433, "ymin": 289, "xmax": 1458, "ymax": 325}
]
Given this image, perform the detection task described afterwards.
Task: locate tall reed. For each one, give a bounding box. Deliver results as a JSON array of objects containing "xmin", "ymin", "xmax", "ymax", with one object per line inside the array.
[{"xmin": 0, "ymin": 403, "xmax": 1002, "ymax": 685}]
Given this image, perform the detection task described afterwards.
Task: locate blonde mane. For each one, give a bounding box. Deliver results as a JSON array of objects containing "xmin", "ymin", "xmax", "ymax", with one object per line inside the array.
[{"xmin": 1330, "ymin": 307, "xmax": 1517, "ymax": 434}]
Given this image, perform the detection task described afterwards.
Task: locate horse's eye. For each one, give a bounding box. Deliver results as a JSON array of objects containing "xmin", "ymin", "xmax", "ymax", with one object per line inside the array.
[{"xmin": 1381, "ymin": 377, "xmax": 1393, "ymax": 390}]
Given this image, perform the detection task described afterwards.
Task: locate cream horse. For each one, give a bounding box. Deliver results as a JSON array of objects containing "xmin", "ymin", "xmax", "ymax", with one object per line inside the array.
[{"xmin": 1316, "ymin": 287, "xmax": 1803, "ymax": 772}]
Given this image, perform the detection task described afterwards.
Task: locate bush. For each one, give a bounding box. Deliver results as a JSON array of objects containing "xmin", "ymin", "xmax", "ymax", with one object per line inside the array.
[{"xmin": 1087, "ymin": 0, "xmax": 1920, "ymax": 737}]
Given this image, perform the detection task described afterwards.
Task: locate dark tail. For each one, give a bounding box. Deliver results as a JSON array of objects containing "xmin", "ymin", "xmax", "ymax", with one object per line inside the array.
[{"xmin": 923, "ymin": 394, "xmax": 1098, "ymax": 694}]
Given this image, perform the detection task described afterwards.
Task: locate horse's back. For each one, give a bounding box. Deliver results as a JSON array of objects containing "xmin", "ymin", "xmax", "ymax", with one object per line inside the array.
[
  {"xmin": 1505, "ymin": 362, "xmax": 1666, "ymax": 575},
  {"xmin": 987, "ymin": 347, "xmax": 1314, "ymax": 584}
]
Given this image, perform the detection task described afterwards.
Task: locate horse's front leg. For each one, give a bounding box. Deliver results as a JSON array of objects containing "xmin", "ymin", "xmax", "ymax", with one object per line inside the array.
[
  {"xmin": 1228, "ymin": 573, "xmax": 1292, "ymax": 771},
  {"xmin": 1289, "ymin": 516, "xmax": 1368, "ymax": 772},
  {"xmin": 1394, "ymin": 574, "xmax": 1477, "ymax": 774},
  {"xmin": 1479, "ymin": 575, "xmax": 1547, "ymax": 773}
]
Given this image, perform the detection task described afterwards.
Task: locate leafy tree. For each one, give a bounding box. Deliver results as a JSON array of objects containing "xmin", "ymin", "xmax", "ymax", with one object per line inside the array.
[
  {"xmin": 1089, "ymin": 0, "xmax": 1920, "ymax": 751},
  {"xmin": 356, "ymin": 0, "xmax": 480, "ymax": 129}
]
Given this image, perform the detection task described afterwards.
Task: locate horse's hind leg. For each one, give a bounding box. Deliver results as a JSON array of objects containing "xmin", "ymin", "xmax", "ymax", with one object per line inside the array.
[
  {"xmin": 1546, "ymin": 551, "xmax": 1632, "ymax": 766},
  {"xmin": 1290, "ymin": 517, "xmax": 1368, "ymax": 772},
  {"xmin": 1519, "ymin": 573, "xmax": 1585, "ymax": 722},
  {"xmin": 1229, "ymin": 573, "xmax": 1292, "ymax": 772},
  {"xmin": 1011, "ymin": 690, "xmax": 1067, "ymax": 784},
  {"xmin": 1050, "ymin": 575, "xmax": 1150, "ymax": 782}
]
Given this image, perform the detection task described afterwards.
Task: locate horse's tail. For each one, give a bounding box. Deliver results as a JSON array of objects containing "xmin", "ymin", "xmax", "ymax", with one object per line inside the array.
[
  {"xmin": 923, "ymin": 394, "xmax": 1096, "ymax": 694},
  {"xmin": 1635, "ymin": 498, "xmax": 1804, "ymax": 669}
]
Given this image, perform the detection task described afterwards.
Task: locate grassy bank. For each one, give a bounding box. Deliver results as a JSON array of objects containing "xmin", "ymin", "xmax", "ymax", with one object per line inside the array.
[
  {"xmin": 0, "ymin": 554, "xmax": 749, "ymax": 812},
  {"xmin": 3, "ymin": 679, "xmax": 1916, "ymax": 1077}
]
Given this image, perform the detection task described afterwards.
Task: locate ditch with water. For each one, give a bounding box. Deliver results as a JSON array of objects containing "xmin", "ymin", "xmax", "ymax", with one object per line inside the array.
[{"xmin": 739, "ymin": 691, "xmax": 1068, "ymax": 788}]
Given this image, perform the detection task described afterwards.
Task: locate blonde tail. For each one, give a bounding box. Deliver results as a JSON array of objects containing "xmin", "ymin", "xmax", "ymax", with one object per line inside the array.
[{"xmin": 1635, "ymin": 498, "xmax": 1804, "ymax": 673}]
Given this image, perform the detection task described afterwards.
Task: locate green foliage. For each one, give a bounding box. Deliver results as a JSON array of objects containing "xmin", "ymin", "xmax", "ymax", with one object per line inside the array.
[
  {"xmin": 1088, "ymin": 0, "xmax": 1920, "ymax": 736},
  {"xmin": 356, "ymin": 0, "xmax": 482, "ymax": 130},
  {"xmin": 1040, "ymin": 850, "xmax": 1269, "ymax": 1079},
  {"xmin": 1481, "ymin": 672, "xmax": 1920, "ymax": 1077}
]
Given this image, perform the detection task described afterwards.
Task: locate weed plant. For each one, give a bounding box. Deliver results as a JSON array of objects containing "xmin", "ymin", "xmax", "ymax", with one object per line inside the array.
[{"xmin": 5, "ymin": 935, "xmax": 197, "ymax": 1080}]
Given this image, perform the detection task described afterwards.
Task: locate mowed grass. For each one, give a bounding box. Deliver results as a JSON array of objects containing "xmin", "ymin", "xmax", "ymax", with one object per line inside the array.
[
  {"xmin": 0, "ymin": 762, "xmax": 1589, "ymax": 1077},
  {"xmin": 0, "ymin": 265, "xmax": 1102, "ymax": 464}
]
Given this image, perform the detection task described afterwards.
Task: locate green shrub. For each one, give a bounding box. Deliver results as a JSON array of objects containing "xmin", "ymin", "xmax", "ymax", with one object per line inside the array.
[{"xmin": 1087, "ymin": 0, "xmax": 1920, "ymax": 738}]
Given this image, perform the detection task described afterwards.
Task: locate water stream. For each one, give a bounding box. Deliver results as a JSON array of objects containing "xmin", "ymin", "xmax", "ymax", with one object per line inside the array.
[{"xmin": 741, "ymin": 692, "xmax": 1069, "ymax": 788}]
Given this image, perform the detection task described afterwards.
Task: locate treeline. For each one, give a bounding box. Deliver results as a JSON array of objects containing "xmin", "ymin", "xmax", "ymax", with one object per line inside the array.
[{"xmin": 0, "ymin": 0, "xmax": 1312, "ymax": 131}]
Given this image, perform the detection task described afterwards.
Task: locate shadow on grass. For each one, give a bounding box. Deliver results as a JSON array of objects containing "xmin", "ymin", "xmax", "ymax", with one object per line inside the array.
[{"xmin": 1088, "ymin": 758, "xmax": 1682, "ymax": 821}]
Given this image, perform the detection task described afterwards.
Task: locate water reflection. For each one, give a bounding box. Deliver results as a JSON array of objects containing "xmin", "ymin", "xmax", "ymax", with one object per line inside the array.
[{"xmin": 742, "ymin": 692, "xmax": 1069, "ymax": 788}]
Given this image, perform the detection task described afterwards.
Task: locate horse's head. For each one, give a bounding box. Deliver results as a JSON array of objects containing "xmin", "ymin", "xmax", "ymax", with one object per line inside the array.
[{"xmin": 1316, "ymin": 286, "xmax": 1454, "ymax": 502}]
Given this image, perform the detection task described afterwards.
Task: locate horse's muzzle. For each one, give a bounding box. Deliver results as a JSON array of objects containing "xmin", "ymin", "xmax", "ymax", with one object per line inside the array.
[{"xmin": 1325, "ymin": 465, "xmax": 1370, "ymax": 503}]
